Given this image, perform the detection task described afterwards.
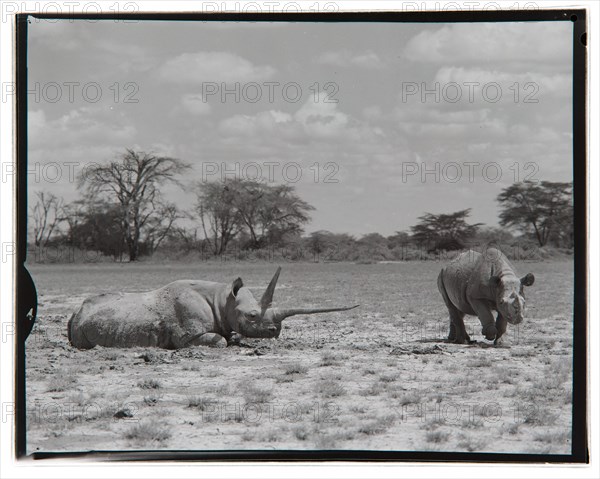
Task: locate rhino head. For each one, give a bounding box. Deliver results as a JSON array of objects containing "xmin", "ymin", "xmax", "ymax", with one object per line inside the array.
[
  {"xmin": 226, "ymin": 267, "xmax": 358, "ymax": 339},
  {"xmin": 490, "ymin": 272, "xmax": 535, "ymax": 325}
]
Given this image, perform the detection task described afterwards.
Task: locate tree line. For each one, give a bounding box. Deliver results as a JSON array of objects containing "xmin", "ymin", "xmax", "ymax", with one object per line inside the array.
[{"xmin": 29, "ymin": 149, "xmax": 574, "ymax": 262}]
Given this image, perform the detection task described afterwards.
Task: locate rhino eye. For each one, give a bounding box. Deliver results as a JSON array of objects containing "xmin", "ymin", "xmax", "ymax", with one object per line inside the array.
[{"xmin": 247, "ymin": 311, "xmax": 258, "ymax": 320}]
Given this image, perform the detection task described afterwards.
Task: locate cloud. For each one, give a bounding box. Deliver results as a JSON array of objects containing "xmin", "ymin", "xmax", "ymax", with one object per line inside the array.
[
  {"xmin": 317, "ymin": 50, "xmax": 385, "ymax": 69},
  {"xmin": 433, "ymin": 67, "xmax": 571, "ymax": 99},
  {"xmin": 29, "ymin": 106, "xmax": 136, "ymax": 151},
  {"xmin": 218, "ymin": 110, "xmax": 294, "ymax": 137},
  {"xmin": 181, "ymin": 94, "xmax": 212, "ymax": 116},
  {"xmin": 158, "ymin": 52, "xmax": 276, "ymax": 84},
  {"xmin": 294, "ymin": 91, "xmax": 350, "ymax": 138},
  {"xmin": 403, "ymin": 23, "xmax": 571, "ymax": 72},
  {"xmin": 215, "ymin": 90, "xmax": 390, "ymax": 146}
]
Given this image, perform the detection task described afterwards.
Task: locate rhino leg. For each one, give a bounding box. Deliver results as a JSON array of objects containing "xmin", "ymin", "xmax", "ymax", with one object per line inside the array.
[
  {"xmin": 186, "ymin": 332, "xmax": 227, "ymax": 348},
  {"xmin": 494, "ymin": 314, "xmax": 508, "ymax": 346},
  {"xmin": 470, "ymin": 300, "xmax": 498, "ymax": 341},
  {"xmin": 226, "ymin": 332, "xmax": 244, "ymax": 346},
  {"xmin": 450, "ymin": 313, "xmax": 471, "ymax": 344},
  {"xmin": 438, "ymin": 272, "xmax": 470, "ymax": 344}
]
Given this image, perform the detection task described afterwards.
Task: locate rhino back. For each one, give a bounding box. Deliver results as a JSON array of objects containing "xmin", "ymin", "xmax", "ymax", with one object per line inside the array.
[
  {"xmin": 69, "ymin": 282, "xmax": 222, "ymax": 349},
  {"xmin": 69, "ymin": 291, "xmax": 167, "ymax": 348}
]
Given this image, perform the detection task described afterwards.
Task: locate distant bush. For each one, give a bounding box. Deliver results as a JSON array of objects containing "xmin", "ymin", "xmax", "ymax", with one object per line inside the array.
[{"xmin": 27, "ymin": 234, "xmax": 571, "ymax": 265}]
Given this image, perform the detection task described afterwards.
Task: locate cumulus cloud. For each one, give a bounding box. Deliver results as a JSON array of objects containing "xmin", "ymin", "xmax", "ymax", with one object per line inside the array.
[
  {"xmin": 215, "ymin": 90, "xmax": 386, "ymax": 145},
  {"xmin": 317, "ymin": 50, "xmax": 385, "ymax": 69},
  {"xmin": 433, "ymin": 67, "xmax": 571, "ymax": 99},
  {"xmin": 181, "ymin": 94, "xmax": 212, "ymax": 116},
  {"xmin": 158, "ymin": 51, "xmax": 276, "ymax": 84},
  {"xmin": 29, "ymin": 106, "xmax": 136, "ymax": 151},
  {"xmin": 218, "ymin": 110, "xmax": 294, "ymax": 137},
  {"xmin": 294, "ymin": 91, "xmax": 350, "ymax": 138},
  {"xmin": 403, "ymin": 23, "xmax": 571, "ymax": 72}
]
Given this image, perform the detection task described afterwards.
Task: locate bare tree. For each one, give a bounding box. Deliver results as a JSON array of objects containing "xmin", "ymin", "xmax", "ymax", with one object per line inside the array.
[
  {"xmin": 61, "ymin": 198, "xmax": 87, "ymax": 245},
  {"xmin": 30, "ymin": 191, "xmax": 65, "ymax": 247},
  {"xmin": 141, "ymin": 202, "xmax": 184, "ymax": 255},
  {"xmin": 79, "ymin": 149, "xmax": 190, "ymax": 261}
]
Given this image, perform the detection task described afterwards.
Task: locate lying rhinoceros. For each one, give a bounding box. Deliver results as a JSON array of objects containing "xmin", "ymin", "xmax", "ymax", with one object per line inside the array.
[
  {"xmin": 437, "ymin": 248, "xmax": 535, "ymax": 345},
  {"xmin": 68, "ymin": 267, "xmax": 358, "ymax": 349}
]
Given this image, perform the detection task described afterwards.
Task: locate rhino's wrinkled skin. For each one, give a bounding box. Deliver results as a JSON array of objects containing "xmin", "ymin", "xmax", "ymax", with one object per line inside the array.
[
  {"xmin": 68, "ymin": 267, "xmax": 358, "ymax": 349},
  {"xmin": 437, "ymin": 248, "xmax": 535, "ymax": 345}
]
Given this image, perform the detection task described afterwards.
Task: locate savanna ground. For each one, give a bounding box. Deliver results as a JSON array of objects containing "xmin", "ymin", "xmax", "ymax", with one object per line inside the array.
[{"xmin": 25, "ymin": 259, "xmax": 573, "ymax": 454}]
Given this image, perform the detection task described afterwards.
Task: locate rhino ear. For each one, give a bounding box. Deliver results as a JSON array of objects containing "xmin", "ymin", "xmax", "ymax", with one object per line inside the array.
[
  {"xmin": 489, "ymin": 276, "xmax": 501, "ymax": 288},
  {"xmin": 231, "ymin": 278, "xmax": 244, "ymax": 297},
  {"xmin": 521, "ymin": 273, "xmax": 535, "ymax": 287}
]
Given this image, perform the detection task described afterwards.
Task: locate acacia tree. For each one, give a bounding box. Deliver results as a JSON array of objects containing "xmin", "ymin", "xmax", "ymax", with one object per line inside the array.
[
  {"xmin": 79, "ymin": 149, "xmax": 190, "ymax": 261},
  {"xmin": 228, "ymin": 180, "xmax": 265, "ymax": 248},
  {"xmin": 410, "ymin": 209, "xmax": 482, "ymax": 251},
  {"xmin": 195, "ymin": 181, "xmax": 242, "ymax": 255},
  {"xmin": 306, "ymin": 230, "xmax": 356, "ymax": 261},
  {"xmin": 194, "ymin": 179, "xmax": 314, "ymax": 255},
  {"xmin": 254, "ymin": 184, "xmax": 314, "ymax": 247},
  {"xmin": 30, "ymin": 191, "xmax": 65, "ymax": 246},
  {"xmin": 497, "ymin": 181, "xmax": 573, "ymax": 247}
]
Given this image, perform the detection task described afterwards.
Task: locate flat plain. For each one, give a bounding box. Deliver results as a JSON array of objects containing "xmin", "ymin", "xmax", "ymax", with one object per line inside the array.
[{"xmin": 25, "ymin": 259, "xmax": 574, "ymax": 454}]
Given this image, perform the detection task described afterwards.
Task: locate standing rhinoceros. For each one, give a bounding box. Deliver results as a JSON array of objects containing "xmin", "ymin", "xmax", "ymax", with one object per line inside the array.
[
  {"xmin": 437, "ymin": 248, "xmax": 535, "ymax": 345},
  {"xmin": 68, "ymin": 267, "xmax": 358, "ymax": 349}
]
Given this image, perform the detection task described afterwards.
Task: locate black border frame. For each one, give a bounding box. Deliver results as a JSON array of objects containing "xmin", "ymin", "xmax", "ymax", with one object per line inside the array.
[{"xmin": 15, "ymin": 8, "xmax": 588, "ymax": 463}]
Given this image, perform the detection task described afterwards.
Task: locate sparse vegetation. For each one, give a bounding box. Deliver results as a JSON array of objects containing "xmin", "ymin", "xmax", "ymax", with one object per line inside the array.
[
  {"xmin": 533, "ymin": 430, "xmax": 570, "ymax": 444},
  {"xmin": 143, "ymin": 392, "xmax": 161, "ymax": 406},
  {"xmin": 125, "ymin": 420, "xmax": 171, "ymax": 444},
  {"xmin": 187, "ymin": 396, "xmax": 215, "ymax": 411},
  {"xmin": 293, "ymin": 425, "xmax": 310, "ymax": 441},
  {"xmin": 137, "ymin": 379, "xmax": 161, "ymax": 390},
  {"xmin": 46, "ymin": 371, "xmax": 77, "ymax": 392},
  {"xmin": 523, "ymin": 406, "xmax": 559, "ymax": 426},
  {"xmin": 457, "ymin": 433, "xmax": 487, "ymax": 452},
  {"xmin": 319, "ymin": 351, "xmax": 340, "ymax": 367},
  {"xmin": 425, "ymin": 430, "xmax": 450, "ymax": 444},
  {"xmin": 242, "ymin": 384, "xmax": 273, "ymax": 405},
  {"xmin": 315, "ymin": 381, "xmax": 346, "ymax": 398},
  {"xmin": 398, "ymin": 391, "xmax": 422, "ymax": 406},
  {"xmin": 469, "ymin": 357, "xmax": 493, "ymax": 368},
  {"xmin": 27, "ymin": 260, "xmax": 574, "ymax": 454},
  {"xmin": 358, "ymin": 416, "xmax": 394, "ymax": 436},
  {"xmin": 284, "ymin": 362, "xmax": 309, "ymax": 375}
]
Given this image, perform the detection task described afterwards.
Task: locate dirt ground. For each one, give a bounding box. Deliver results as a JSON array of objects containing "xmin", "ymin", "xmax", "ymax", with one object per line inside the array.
[{"xmin": 25, "ymin": 259, "xmax": 574, "ymax": 454}]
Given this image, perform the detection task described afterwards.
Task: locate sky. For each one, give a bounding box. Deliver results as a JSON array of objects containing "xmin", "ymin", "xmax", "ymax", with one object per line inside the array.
[{"xmin": 27, "ymin": 19, "xmax": 573, "ymax": 237}]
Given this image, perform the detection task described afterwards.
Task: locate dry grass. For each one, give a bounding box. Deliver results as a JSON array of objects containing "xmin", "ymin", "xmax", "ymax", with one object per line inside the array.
[
  {"xmin": 125, "ymin": 420, "xmax": 171, "ymax": 444},
  {"xmin": 187, "ymin": 396, "xmax": 215, "ymax": 411},
  {"xmin": 26, "ymin": 260, "xmax": 574, "ymax": 453},
  {"xmin": 137, "ymin": 379, "xmax": 162, "ymax": 390},
  {"xmin": 242, "ymin": 384, "xmax": 273, "ymax": 405},
  {"xmin": 425, "ymin": 430, "xmax": 451, "ymax": 444},
  {"xmin": 315, "ymin": 381, "xmax": 346, "ymax": 398},
  {"xmin": 46, "ymin": 371, "xmax": 77, "ymax": 392}
]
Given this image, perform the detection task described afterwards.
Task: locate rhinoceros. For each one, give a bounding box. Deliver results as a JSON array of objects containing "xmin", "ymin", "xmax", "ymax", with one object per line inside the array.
[
  {"xmin": 437, "ymin": 248, "xmax": 535, "ymax": 345},
  {"xmin": 68, "ymin": 267, "xmax": 358, "ymax": 349}
]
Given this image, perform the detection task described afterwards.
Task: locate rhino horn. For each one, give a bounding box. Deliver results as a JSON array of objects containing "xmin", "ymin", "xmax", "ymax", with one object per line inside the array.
[
  {"xmin": 270, "ymin": 304, "xmax": 359, "ymax": 324},
  {"xmin": 260, "ymin": 266, "xmax": 282, "ymax": 314}
]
